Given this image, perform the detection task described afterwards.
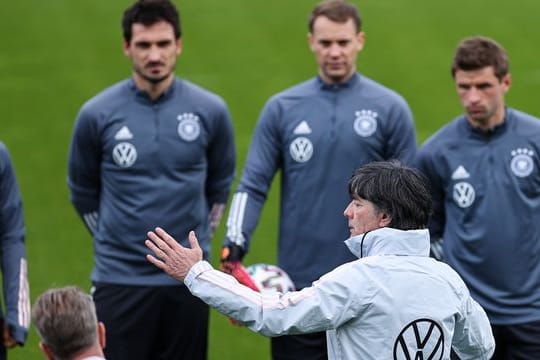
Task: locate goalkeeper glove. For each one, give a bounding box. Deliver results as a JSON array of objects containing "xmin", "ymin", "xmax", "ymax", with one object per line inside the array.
[{"xmin": 220, "ymin": 244, "xmax": 259, "ymax": 292}]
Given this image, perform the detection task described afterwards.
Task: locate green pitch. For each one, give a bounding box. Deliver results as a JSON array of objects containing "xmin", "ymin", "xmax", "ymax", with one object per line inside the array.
[{"xmin": 1, "ymin": 0, "xmax": 538, "ymax": 359}]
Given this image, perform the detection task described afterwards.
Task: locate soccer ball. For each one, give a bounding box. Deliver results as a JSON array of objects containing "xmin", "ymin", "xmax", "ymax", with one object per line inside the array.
[{"xmin": 245, "ymin": 263, "xmax": 295, "ymax": 294}]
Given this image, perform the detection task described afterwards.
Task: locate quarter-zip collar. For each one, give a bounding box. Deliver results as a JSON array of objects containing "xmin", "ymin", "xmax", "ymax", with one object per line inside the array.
[{"xmin": 344, "ymin": 227, "xmax": 430, "ymax": 259}]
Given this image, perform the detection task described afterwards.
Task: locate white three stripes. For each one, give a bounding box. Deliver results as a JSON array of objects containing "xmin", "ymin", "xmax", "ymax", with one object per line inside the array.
[
  {"xmin": 226, "ymin": 192, "xmax": 248, "ymax": 246},
  {"xmin": 18, "ymin": 258, "xmax": 30, "ymax": 327},
  {"xmin": 83, "ymin": 211, "xmax": 99, "ymax": 234}
]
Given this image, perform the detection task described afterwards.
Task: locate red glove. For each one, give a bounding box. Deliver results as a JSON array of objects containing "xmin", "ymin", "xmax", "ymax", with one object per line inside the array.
[
  {"xmin": 220, "ymin": 245, "xmax": 259, "ymax": 291},
  {"xmin": 221, "ymin": 245, "xmax": 259, "ymax": 326}
]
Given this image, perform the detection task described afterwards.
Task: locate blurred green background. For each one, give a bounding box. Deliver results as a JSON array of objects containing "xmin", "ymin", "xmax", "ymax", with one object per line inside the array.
[{"xmin": 1, "ymin": 0, "xmax": 538, "ymax": 359}]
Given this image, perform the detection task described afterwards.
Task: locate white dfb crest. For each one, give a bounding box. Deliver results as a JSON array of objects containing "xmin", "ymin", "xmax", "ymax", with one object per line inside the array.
[
  {"xmin": 246, "ymin": 264, "xmax": 295, "ymax": 294},
  {"xmin": 112, "ymin": 142, "xmax": 137, "ymax": 168},
  {"xmin": 510, "ymin": 148, "xmax": 534, "ymax": 177},
  {"xmin": 177, "ymin": 112, "xmax": 201, "ymax": 141},
  {"xmin": 353, "ymin": 109, "xmax": 378, "ymax": 137}
]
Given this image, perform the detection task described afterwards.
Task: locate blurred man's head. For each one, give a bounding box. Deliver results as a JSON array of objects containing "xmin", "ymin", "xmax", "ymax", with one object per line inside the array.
[
  {"xmin": 32, "ymin": 286, "xmax": 105, "ymax": 360},
  {"xmin": 308, "ymin": 0, "xmax": 364, "ymax": 84},
  {"xmin": 122, "ymin": 0, "xmax": 182, "ymax": 87},
  {"xmin": 451, "ymin": 36, "xmax": 511, "ymax": 131},
  {"xmin": 122, "ymin": 0, "xmax": 181, "ymax": 43},
  {"xmin": 344, "ymin": 160, "xmax": 432, "ymax": 236}
]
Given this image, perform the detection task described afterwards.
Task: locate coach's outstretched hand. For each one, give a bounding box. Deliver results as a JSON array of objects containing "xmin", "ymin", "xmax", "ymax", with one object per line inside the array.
[{"xmin": 145, "ymin": 227, "xmax": 202, "ymax": 281}]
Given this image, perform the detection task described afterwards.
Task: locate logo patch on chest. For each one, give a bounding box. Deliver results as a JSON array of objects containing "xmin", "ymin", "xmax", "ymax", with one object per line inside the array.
[
  {"xmin": 510, "ymin": 148, "xmax": 534, "ymax": 177},
  {"xmin": 289, "ymin": 137, "xmax": 313, "ymax": 163},
  {"xmin": 293, "ymin": 121, "xmax": 312, "ymax": 135},
  {"xmin": 177, "ymin": 113, "xmax": 201, "ymax": 142},
  {"xmin": 114, "ymin": 126, "xmax": 133, "ymax": 140},
  {"xmin": 112, "ymin": 142, "xmax": 137, "ymax": 168},
  {"xmin": 453, "ymin": 181, "xmax": 475, "ymax": 208},
  {"xmin": 353, "ymin": 110, "xmax": 378, "ymax": 137}
]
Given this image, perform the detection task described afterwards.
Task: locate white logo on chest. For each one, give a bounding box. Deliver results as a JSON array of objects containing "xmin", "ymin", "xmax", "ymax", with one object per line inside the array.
[
  {"xmin": 453, "ymin": 181, "xmax": 475, "ymax": 208},
  {"xmin": 289, "ymin": 137, "xmax": 313, "ymax": 163},
  {"xmin": 177, "ymin": 113, "xmax": 200, "ymax": 142},
  {"xmin": 510, "ymin": 148, "xmax": 534, "ymax": 177},
  {"xmin": 353, "ymin": 110, "xmax": 378, "ymax": 137},
  {"xmin": 112, "ymin": 142, "xmax": 137, "ymax": 168}
]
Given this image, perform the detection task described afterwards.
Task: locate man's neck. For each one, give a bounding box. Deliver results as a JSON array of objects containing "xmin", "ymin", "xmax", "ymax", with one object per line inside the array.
[
  {"xmin": 319, "ymin": 69, "xmax": 356, "ymax": 86},
  {"xmin": 467, "ymin": 107, "xmax": 506, "ymax": 133},
  {"xmin": 132, "ymin": 73, "xmax": 175, "ymax": 101},
  {"xmin": 71, "ymin": 344, "xmax": 106, "ymax": 359}
]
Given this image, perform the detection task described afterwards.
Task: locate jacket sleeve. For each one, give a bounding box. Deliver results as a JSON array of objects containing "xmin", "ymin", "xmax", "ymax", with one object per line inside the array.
[
  {"xmin": 383, "ymin": 97, "xmax": 417, "ymax": 165},
  {"xmin": 185, "ymin": 261, "xmax": 363, "ymax": 337},
  {"xmin": 67, "ymin": 106, "xmax": 102, "ymax": 235},
  {"xmin": 0, "ymin": 144, "xmax": 30, "ymax": 344},
  {"xmin": 204, "ymin": 100, "xmax": 236, "ymax": 232},
  {"xmin": 451, "ymin": 287, "xmax": 495, "ymax": 359},
  {"xmin": 223, "ymin": 99, "xmax": 282, "ymax": 251}
]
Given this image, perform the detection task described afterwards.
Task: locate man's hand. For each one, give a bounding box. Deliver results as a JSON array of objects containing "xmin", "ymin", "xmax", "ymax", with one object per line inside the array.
[
  {"xmin": 220, "ymin": 244, "xmax": 245, "ymax": 274},
  {"xmin": 3, "ymin": 325, "xmax": 17, "ymax": 348},
  {"xmin": 220, "ymin": 244, "xmax": 259, "ymax": 292},
  {"xmin": 145, "ymin": 228, "xmax": 202, "ymax": 281}
]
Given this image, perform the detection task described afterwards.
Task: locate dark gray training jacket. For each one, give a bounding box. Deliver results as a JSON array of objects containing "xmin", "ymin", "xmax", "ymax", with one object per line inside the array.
[
  {"xmin": 68, "ymin": 78, "xmax": 236, "ymax": 286},
  {"xmin": 0, "ymin": 142, "xmax": 29, "ymax": 344},
  {"xmin": 416, "ymin": 108, "xmax": 540, "ymax": 325},
  {"xmin": 224, "ymin": 73, "xmax": 416, "ymax": 289}
]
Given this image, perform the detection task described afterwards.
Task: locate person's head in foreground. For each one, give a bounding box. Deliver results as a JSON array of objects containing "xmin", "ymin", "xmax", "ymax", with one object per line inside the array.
[
  {"xmin": 343, "ymin": 160, "xmax": 432, "ymax": 236},
  {"xmin": 451, "ymin": 35, "xmax": 510, "ymax": 131},
  {"xmin": 32, "ymin": 286, "xmax": 106, "ymax": 360}
]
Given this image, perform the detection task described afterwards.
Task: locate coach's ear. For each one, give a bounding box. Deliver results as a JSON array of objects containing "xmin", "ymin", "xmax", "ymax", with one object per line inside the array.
[{"xmin": 378, "ymin": 212, "xmax": 392, "ymax": 228}]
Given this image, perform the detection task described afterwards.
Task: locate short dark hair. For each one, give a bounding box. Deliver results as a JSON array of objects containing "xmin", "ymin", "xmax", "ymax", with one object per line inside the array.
[
  {"xmin": 32, "ymin": 286, "xmax": 98, "ymax": 360},
  {"xmin": 348, "ymin": 160, "xmax": 432, "ymax": 230},
  {"xmin": 122, "ymin": 0, "xmax": 181, "ymax": 43},
  {"xmin": 451, "ymin": 36, "xmax": 509, "ymax": 80},
  {"xmin": 308, "ymin": 0, "xmax": 362, "ymax": 33}
]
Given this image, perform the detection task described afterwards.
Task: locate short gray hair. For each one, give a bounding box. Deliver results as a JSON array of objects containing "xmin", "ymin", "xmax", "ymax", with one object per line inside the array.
[{"xmin": 32, "ymin": 286, "xmax": 98, "ymax": 360}]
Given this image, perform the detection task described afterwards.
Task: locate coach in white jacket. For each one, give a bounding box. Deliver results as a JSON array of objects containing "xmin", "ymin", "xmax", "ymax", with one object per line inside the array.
[{"xmin": 145, "ymin": 161, "xmax": 495, "ymax": 359}]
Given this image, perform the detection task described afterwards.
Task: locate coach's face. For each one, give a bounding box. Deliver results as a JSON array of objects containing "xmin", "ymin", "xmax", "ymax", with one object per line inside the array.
[
  {"xmin": 309, "ymin": 16, "xmax": 364, "ymax": 84},
  {"xmin": 344, "ymin": 197, "xmax": 390, "ymax": 237},
  {"xmin": 123, "ymin": 20, "xmax": 182, "ymax": 86}
]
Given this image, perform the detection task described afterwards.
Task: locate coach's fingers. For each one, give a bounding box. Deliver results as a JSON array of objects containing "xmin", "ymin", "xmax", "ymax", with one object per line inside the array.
[
  {"xmin": 147, "ymin": 230, "xmax": 171, "ymax": 254},
  {"xmin": 146, "ymin": 253, "xmax": 167, "ymax": 271},
  {"xmin": 188, "ymin": 231, "xmax": 202, "ymax": 251},
  {"xmin": 155, "ymin": 227, "xmax": 182, "ymax": 250},
  {"xmin": 145, "ymin": 238, "xmax": 167, "ymax": 260}
]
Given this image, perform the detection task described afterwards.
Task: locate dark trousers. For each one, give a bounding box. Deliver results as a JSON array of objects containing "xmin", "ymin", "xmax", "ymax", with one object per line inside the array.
[
  {"xmin": 490, "ymin": 319, "xmax": 540, "ymax": 360},
  {"xmin": 93, "ymin": 283, "xmax": 209, "ymax": 360},
  {"xmin": 271, "ymin": 332, "xmax": 327, "ymax": 360},
  {"xmin": 0, "ymin": 318, "xmax": 6, "ymax": 360}
]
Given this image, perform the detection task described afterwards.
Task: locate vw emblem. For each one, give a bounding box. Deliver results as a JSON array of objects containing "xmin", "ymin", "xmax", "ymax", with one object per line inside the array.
[
  {"xmin": 511, "ymin": 154, "xmax": 534, "ymax": 178},
  {"xmin": 112, "ymin": 142, "xmax": 137, "ymax": 168},
  {"xmin": 289, "ymin": 137, "xmax": 313, "ymax": 163},
  {"xmin": 453, "ymin": 181, "xmax": 475, "ymax": 208},
  {"xmin": 393, "ymin": 319, "xmax": 444, "ymax": 360}
]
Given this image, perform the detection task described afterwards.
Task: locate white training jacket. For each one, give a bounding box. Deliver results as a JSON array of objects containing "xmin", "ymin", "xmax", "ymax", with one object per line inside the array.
[{"xmin": 185, "ymin": 228, "xmax": 495, "ymax": 359}]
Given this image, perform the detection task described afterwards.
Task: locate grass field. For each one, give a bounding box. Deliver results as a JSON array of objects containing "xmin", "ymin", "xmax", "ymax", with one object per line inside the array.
[{"xmin": 1, "ymin": 0, "xmax": 539, "ymax": 358}]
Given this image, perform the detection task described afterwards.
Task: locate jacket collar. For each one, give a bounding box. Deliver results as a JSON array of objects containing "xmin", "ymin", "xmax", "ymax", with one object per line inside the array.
[
  {"xmin": 344, "ymin": 227, "xmax": 430, "ymax": 259},
  {"xmin": 317, "ymin": 72, "xmax": 360, "ymax": 91}
]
